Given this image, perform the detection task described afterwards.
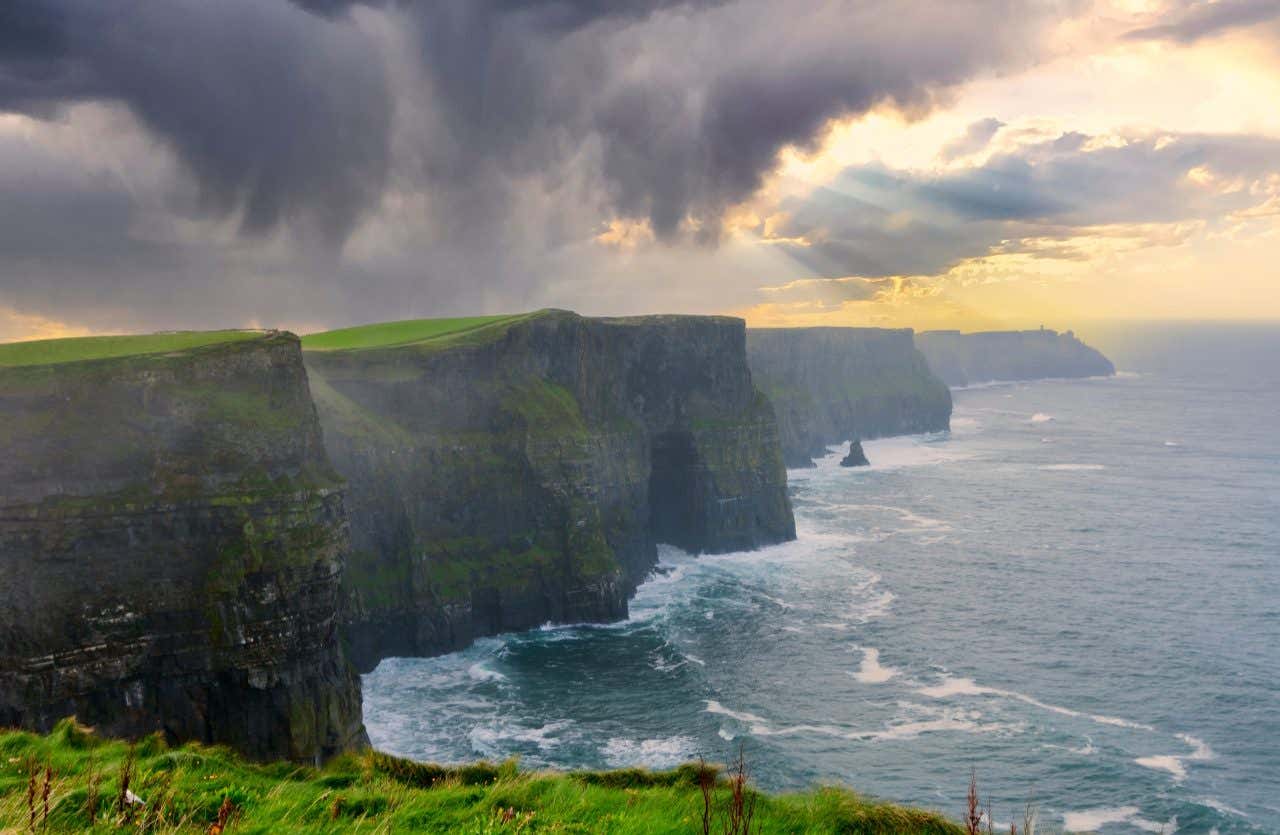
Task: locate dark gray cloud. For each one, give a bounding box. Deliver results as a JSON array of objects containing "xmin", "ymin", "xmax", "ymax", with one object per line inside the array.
[
  {"xmin": 0, "ymin": 0, "xmax": 1067, "ymax": 331},
  {"xmin": 0, "ymin": 0, "xmax": 392, "ymax": 241},
  {"xmin": 768, "ymin": 131, "xmax": 1280, "ymax": 279},
  {"xmin": 1124, "ymin": 0, "xmax": 1280, "ymax": 43}
]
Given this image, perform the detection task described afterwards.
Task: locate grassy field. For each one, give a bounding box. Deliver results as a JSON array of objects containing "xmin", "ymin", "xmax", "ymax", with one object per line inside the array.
[
  {"xmin": 0, "ymin": 722, "xmax": 965, "ymax": 833},
  {"xmin": 0, "ymin": 331, "xmax": 263, "ymax": 368},
  {"xmin": 301, "ymin": 315, "xmax": 529, "ymax": 352}
]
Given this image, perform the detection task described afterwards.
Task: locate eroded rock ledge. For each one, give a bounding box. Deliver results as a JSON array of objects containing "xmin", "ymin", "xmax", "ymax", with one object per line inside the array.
[{"xmin": 304, "ymin": 310, "xmax": 796, "ymax": 672}]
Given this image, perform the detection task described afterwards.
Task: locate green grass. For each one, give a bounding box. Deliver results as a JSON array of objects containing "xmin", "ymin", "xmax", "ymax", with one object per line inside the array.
[
  {"xmin": 0, "ymin": 331, "xmax": 264, "ymax": 368},
  {"xmin": 0, "ymin": 722, "xmax": 965, "ymax": 833},
  {"xmin": 301, "ymin": 315, "xmax": 529, "ymax": 352}
]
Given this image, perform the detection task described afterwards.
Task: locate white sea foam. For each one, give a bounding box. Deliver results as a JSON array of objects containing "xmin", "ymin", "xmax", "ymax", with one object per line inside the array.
[
  {"xmin": 1197, "ymin": 797, "xmax": 1247, "ymax": 818},
  {"xmin": 602, "ymin": 736, "xmax": 696, "ymax": 769},
  {"xmin": 706, "ymin": 699, "xmax": 1013, "ymax": 742},
  {"xmin": 917, "ymin": 676, "xmax": 1154, "ymax": 731},
  {"xmin": 1039, "ymin": 463, "xmax": 1107, "ymax": 471},
  {"xmin": 468, "ymin": 719, "xmax": 573, "ymax": 757},
  {"xmin": 705, "ymin": 700, "xmax": 770, "ymax": 727},
  {"xmin": 856, "ymin": 590, "xmax": 896, "ymax": 622},
  {"xmin": 1071, "ymin": 737, "xmax": 1097, "ymax": 756},
  {"xmin": 1030, "ymin": 412, "xmax": 1055, "ymax": 423},
  {"xmin": 1136, "ymin": 755, "xmax": 1188, "ymax": 780},
  {"xmin": 840, "ymin": 504, "xmax": 950, "ymax": 531},
  {"xmin": 467, "ymin": 662, "xmax": 507, "ymax": 683},
  {"xmin": 1136, "ymin": 734, "xmax": 1215, "ymax": 783},
  {"xmin": 860, "ymin": 435, "xmax": 971, "ymax": 471},
  {"xmin": 1061, "ymin": 806, "xmax": 1142, "ymax": 831},
  {"xmin": 1164, "ymin": 440, "xmax": 1181, "ymax": 447},
  {"xmin": 1064, "ymin": 807, "xmax": 1175, "ymax": 833},
  {"xmin": 851, "ymin": 647, "xmax": 899, "ymax": 684}
]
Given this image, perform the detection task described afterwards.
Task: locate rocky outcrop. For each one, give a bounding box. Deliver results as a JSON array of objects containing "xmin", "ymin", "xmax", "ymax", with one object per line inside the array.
[
  {"xmin": 303, "ymin": 310, "xmax": 795, "ymax": 671},
  {"xmin": 840, "ymin": 441, "xmax": 869, "ymax": 468},
  {"xmin": 746, "ymin": 328, "xmax": 952, "ymax": 467},
  {"xmin": 0, "ymin": 333, "xmax": 366, "ymax": 763},
  {"xmin": 915, "ymin": 328, "xmax": 1115, "ymax": 387}
]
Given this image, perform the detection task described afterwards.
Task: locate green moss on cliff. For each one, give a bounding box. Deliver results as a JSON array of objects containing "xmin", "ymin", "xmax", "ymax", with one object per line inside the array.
[
  {"xmin": 0, "ymin": 330, "xmax": 263, "ymax": 368},
  {"xmin": 507, "ymin": 380, "xmax": 587, "ymax": 435},
  {"xmin": 0, "ymin": 724, "xmax": 967, "ymax": 833}
]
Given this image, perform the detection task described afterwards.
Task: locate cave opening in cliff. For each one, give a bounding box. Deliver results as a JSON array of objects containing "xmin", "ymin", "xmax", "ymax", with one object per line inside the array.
[{"xmin": 648, "ymin": 430, "xmax": 705, "ymax": 552}]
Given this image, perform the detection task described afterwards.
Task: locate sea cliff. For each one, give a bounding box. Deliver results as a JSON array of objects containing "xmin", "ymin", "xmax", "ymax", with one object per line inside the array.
[
  {"xmin": 915, "ymin": 328, "xmax": 1115, "ymax": 387},
  {"xmin": 746, "ymin": 328, "xmax": 952, "ymax": 467},
  {"xmin": 303, "ymin": 310, "xmax": 796, "ymax": 672},
  {"xmin": 0, "ymin": 332, "xmax": 366, "ymax": 763}
]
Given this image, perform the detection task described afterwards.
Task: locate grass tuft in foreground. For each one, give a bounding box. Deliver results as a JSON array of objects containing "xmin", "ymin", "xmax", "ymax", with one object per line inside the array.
[{"xmin": 0, "ymin": 721, "xmax": 966, "ymax": 833}]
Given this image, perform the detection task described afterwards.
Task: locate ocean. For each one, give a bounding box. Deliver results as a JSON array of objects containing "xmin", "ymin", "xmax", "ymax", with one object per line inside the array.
[{"xmin": 362, "ymin": 325, "xmax": 1280, "ymax": 834}]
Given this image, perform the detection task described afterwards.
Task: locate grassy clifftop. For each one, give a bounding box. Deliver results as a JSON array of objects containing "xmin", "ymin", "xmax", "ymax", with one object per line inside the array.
[
  {"xmin": 0, "ymin": 330, "xmax": 264, "ymax": 368},
  {"xmin": 0, "ymin": 723, "xmax": 963, "ymax": 833},
  {"xmin": 301, "ymin": 314, "xmax": 536, "ymax": 353}
]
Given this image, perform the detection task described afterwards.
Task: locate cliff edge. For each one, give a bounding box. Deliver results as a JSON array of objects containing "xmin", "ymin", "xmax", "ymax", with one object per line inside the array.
[
  {"xmin": 915, "ymin": 328, "xmax": 1115, "ymax": 387},
  {"xmin": 746, "ymin": 328, "xmax": 952, "ymax": 467},
  {"xmin": 0, "ymin": 331, "xmax": 366, "ymax": 763},
  {"xmin": 303, "ymin": 310, "xmax": 796, "ymax": 671}
]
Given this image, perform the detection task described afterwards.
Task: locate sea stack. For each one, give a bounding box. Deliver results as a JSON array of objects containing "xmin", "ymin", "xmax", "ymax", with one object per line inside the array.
[{"xmin": 840, "ymin": 441, "xmax": 870, "ymax": 467}]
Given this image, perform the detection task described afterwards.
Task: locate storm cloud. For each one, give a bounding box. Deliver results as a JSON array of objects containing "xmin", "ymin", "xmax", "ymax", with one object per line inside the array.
[{"xmin": 0, "ymin": 0, "xmax": 1073, "ymax": 331}]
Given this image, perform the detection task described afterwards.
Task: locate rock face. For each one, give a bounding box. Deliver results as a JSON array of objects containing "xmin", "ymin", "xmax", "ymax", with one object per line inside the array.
[
  {"xmin": 0, "ymin": 333, "xmax": 366, "ymax": 763},
  {"xmin": 746, "ymin": 328, "xmax": 952, "ymax": 468},
  {"xmin": 915, "ymin": 329, "xmax": 1115, "ymax": 387},
  {"xmin": 840, "ymin": 441, "xmax": 870, "ymax": 468},
  {"xmin": 303, "ymin": 310, "xmax": 795, "ymax": 672}
]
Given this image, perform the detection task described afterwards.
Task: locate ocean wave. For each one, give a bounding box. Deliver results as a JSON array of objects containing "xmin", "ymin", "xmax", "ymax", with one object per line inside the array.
[
  {"xmin": 858, "ymin": 435, "xmax": 971, "ymax": 471},
  {"xmin": 601, "ymin": 735, "xmax": 697, "ymax": 769},
  {"xmin": 468, "ymin": 719, "xmax": 574, "ymax": 757},
  {"xmin": 839, "ymin": 504, "xmax": 951, "ymax": 531},
  {"xmin": 1197, "ymin": 796, "xmax": 1247, "ymax": 818},
  {"xmin": 1135, "ymin": 734, "xmax": 1215, "ymax": 783},
  {"xmin": 916, "ymin": 676, "xmax": 1154, "ymax": 731},
  {"xmin": 466, "ymin": 662, "xmax": 508, "ymax": 683},
  {"xmin": 705, "ymin": 699, "xmax": 1014, "ymax": 742},
  {"xmin": 1039, "ymin": 463, "xmax": 1107, "ymax": 471},
  {"xmin": 851, "ymin": 647, "xmax": 899, "ymax": 684},
  {"xmin": 856, "ymin": 590, "xmax": 896, "ymax": 623},
  {"xmin": 1062, "ymin": 806, "xmax": 1171, "ymax": 832},
  {"xmin": 1030, "ymin": 413, "xmax": 1055, "ymax": 423}
]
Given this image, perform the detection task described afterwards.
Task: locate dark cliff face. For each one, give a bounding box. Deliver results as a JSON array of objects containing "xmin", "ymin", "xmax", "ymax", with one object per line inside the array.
[
  {"xmin": 915, "ymin": 329, "xmax": 1116, "ymax": 388},
  {"xmin": 304, "ymin": 310, "xmax": 795, "ymax": 672},
  {"xmin": 746, "ymin": 328, "xmax": 953, "ymax": 468},
  {"xmin": 0, "ymin": 333, "xmax": 366, "ymax": 763}
]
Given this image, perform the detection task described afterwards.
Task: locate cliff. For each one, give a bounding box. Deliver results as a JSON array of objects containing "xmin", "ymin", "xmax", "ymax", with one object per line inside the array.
[
  {"xmin": 915, "ymin": 328, "xmax": 1115, "ymax": 387},
  {"xmin": 746, "ymin": 328, "xmax": 952, "ymax": 468},
  {"xmin": 0, "ymin": 331, "xmax": 366, "ymax": 763},
  {"xmin": 302, "ymin": 310, "xmax": 795, "ymax": 671}
]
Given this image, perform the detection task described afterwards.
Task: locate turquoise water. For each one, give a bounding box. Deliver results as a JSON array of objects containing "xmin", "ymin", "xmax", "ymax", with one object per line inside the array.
[{"xmin": 364, "ymin": 330, "xmax": 1280, "ymax": 833}]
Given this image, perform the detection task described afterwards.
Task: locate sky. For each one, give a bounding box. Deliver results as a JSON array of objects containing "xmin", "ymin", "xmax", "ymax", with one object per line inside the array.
[{"xmin": 0, "ymin": 0, "xmax": 1278, "ymax": 341}]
